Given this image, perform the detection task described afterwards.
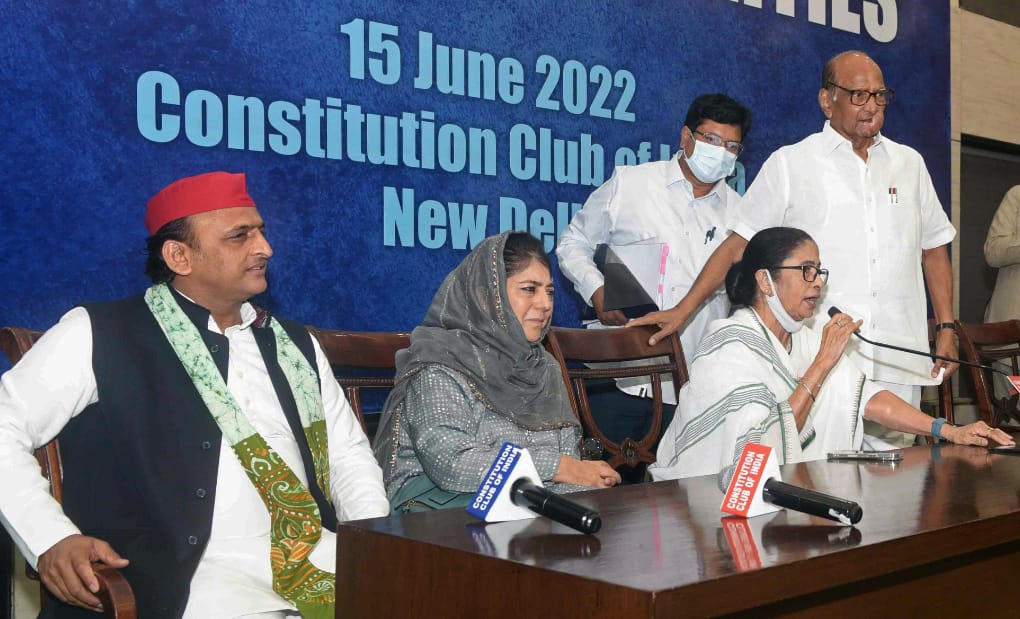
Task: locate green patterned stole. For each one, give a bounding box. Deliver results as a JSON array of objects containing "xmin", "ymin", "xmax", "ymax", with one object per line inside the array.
[{"xmin": 144, "ymin": 283, "xmax": 334, "ymax": 619}]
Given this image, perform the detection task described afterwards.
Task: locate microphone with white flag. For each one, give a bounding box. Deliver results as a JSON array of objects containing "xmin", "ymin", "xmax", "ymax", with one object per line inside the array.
[{"xmin": 466, "ymin": 442, "xmax": 602, "ymax": 535}]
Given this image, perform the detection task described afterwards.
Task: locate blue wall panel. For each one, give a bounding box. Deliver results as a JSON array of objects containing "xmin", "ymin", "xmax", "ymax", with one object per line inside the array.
[{"xmin": 0, "ymin": 0, "xmax": 948, "ymax": 372}]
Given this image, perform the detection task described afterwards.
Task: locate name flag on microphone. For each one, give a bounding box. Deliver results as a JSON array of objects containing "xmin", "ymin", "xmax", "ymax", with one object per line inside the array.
[
  {"xmin": 466, "ymin": 442, "xmax": 542, "ymax": 523},
  {"xmin": 720, "ymin": 443, "xmax": 783, "ymax": 518}
]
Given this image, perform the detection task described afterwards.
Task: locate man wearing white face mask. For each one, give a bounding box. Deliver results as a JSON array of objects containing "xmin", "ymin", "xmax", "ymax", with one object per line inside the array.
[
  {"xmin": 556, "ymin": 93, "xmax": 751, "ymax": 469},
  {"xmin": 631, "ymin": 51, "xmax": 957, "ymax": 451}
]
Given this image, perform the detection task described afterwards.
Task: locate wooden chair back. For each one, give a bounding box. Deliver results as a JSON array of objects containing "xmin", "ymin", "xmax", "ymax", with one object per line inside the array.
[
  {"xmin": 544, "ymin": 325, "xmax": 688, "ymax": 469},
  {"xmin": 0, "ymin": 326, "xmax": 136, "ymax": 618},
  {"xmin": 955, "ymin": 319, "xmax": 1020, "ymax": 429},
  {"xmin": 306, "ymin": 327, "xmax": 410, "ymax": 438}
]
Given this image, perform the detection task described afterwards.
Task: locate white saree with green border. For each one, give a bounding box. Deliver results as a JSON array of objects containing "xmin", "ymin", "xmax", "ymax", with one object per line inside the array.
[{"xmin": 650, "ymin": 307, "xmax": 882, "ymax": 481}]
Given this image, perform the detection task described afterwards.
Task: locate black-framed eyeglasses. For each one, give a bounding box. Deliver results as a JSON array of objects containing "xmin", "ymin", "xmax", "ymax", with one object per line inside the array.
[
  {"xmin": 826, "ymin": 82, "xmax": 894, "ymax": 107},
  {"xmin": 692, "ymin": 129, "xmax": 744, "ymax": 156},
  {"xmin": 770, "ymin": 265, "xmax": 829, "ymax": 284}
]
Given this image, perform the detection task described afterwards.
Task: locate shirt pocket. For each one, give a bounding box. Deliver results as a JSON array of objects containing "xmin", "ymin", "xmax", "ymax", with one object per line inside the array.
[{"xmin": 878, "ymin": 191, "xmax": 922, "ymax": 255}]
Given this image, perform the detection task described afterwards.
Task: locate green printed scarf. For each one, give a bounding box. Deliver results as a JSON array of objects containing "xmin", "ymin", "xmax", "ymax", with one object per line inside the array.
[{"xmin": 145, "ymin": 283, "xmax": 334, "ymax": 619}]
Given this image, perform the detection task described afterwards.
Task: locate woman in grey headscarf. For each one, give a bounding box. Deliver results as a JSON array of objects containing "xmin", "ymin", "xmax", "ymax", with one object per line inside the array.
[{"xmin": 374, "ymin": 231, "xmax": 621, "ymax": 513}]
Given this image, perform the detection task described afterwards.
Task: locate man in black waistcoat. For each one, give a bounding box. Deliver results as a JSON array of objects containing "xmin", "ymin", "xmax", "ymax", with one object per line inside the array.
[{"xmin": 0, "ymin": 172, "xmax": 389, "ymax": 618}]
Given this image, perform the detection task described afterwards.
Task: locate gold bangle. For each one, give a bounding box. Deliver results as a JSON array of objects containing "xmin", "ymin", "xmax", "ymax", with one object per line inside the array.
[{"xmin": 797, "ymin": 380, "xmax": 817, "ymax": 402}]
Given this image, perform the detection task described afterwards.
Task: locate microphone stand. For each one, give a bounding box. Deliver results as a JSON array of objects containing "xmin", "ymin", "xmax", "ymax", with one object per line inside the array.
[
  {"xmin": 826, "ymin": 307, "xmax": 1009, "ymax": 377},
  {"xmin": 850, "ymin": 329, "xmax": 1008, "ymax": 377}
]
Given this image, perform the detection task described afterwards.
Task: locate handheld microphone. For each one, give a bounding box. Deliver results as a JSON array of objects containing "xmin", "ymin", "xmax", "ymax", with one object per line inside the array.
[
  {"xmin": 827, "ymin": 306, "xmax": 1005, "ymax": 376},
  {"xmin": 761, "ymin": 478, "xmax": 862, "ymax": 525},
  {"xmin": 511, "ymin": 479, "xmax": 602, "ymax": 535}
]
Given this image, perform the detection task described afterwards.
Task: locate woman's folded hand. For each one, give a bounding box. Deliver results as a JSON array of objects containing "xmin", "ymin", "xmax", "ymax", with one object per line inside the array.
[{"xmin": 553, "ymin": 456, "xmax": 622, "ymax": 488}]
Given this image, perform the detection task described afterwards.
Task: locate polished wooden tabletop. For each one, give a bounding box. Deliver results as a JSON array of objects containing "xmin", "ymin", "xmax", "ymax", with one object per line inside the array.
[{"xmin": 337, "ymin": 442, "xmax": 1020, "ymax": 616}]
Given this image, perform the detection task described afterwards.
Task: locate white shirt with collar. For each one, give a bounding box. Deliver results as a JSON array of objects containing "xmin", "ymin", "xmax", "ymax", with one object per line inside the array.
[
  {"xmin": 0, "ymin": 299, "xmax": 389, "ymax": 617},
  {"xmin": 729, "ymin": 121, "xmax": 956, "ymax": 385},
  {"xmin": 557, "ymin": 155, "xmax": 740, "ymax": 398}
]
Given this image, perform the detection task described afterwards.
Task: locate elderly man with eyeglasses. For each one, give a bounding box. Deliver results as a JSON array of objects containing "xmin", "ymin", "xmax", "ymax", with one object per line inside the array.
[
  {"xmin": 556, "ymin": 93, "xmax": 751, "ymax": 477},
  {"xmin": 631, "ymin": 50, "xmax": 956, "ymax": 451}
]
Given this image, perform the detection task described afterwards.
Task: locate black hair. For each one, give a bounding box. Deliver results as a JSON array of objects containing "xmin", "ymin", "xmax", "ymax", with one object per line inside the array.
[
  {"xmin": 683, "ymin": 93, "xmax": 753, "ymax": 141},
  {"xmin": 725, "ymin": 227, "xmax": 814, "ymax": 309},
  {"xmin": 503, "ymin": 231, "xmax": 550, "ymax": 277},
  {"xmin": 144, "ymin": 217, "xmax": 193, "ymax": 284}
]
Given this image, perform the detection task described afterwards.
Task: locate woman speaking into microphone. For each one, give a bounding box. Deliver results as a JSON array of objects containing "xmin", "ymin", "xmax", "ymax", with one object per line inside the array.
[{"xmin": 650, "ymin": 227, "xmax": 1013, "ymax": 480}]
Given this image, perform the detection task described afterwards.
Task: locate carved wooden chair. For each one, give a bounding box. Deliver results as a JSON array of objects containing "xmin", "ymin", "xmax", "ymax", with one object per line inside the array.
[
  {"xmin": 955, "ymin": 319, "xmax": 1020, "ymax": 430},
  {"xmin": 306, "ymin": 327, "xmax": 410, "ymax": 439},
  {"xmin": 544, "ymin": 325, "xmax": 688, "ymax": 470},
  {"xmin": 0, "ymin": 326, "xmax": 136, "ymax": 618}
]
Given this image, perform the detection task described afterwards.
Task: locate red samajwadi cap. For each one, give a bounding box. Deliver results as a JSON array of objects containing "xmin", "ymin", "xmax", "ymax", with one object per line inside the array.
[{"xmin": 146, "ymin": 171, "xmax": 256, "ymax": 234}]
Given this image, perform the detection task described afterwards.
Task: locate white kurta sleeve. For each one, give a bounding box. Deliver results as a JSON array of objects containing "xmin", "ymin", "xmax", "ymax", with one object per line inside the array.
[
  {"xmin": 984, "ymin": 186, "xmax": 1020, "ymax": 268},
  {"xmin": 0, "ymin": 308, "xmax": 97, "ymax": 567},
  {"xmin": 728, "ymin": 150, "xmax": 791, "ymax": 241},
  {"xmin": 915, "ymin": 152, "xmax": 956, "ymax": 250},
  {"xmin": 314, "ymin": 338, "xmax": 389, "ymax": 521},
  {"xmin": 556, "ymin": 171, "xmax": 620, "ymax": 304}
]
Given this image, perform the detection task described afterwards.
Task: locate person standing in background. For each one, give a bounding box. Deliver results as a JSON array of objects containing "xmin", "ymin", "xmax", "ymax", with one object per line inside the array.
[
  {"xmin": 983, "ymin": 184, "xmax": 1020, "ymax": 408},
  {"xmin": 631, "ymin": 51, "xmax": 957, "ymax": 451},
  {"xmin": 555, "ymin": 94, "xmax": 751, "ymax": 465},
  {"xmin": 984, "ymin": 185, "xmax": 1020, "ymax": 324}
]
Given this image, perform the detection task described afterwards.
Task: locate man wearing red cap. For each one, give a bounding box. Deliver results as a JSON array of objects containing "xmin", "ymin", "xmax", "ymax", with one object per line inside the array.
[{"xmin": 0, "ymin": 172, "xmax": 388, "ymax": 618}]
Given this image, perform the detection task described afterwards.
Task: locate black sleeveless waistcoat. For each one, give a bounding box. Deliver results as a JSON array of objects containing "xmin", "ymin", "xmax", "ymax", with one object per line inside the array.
[{"xmin": 41, "ymin": 290, "xmax": 335, "ymax": 619}]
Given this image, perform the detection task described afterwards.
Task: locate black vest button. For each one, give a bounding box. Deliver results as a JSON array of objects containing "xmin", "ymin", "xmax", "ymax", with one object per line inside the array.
[
  {"xmin": 187, "ymin": 535, "xmax": 199, "ymax": 545},
  {"xmin": 210, "ymin": 344, "xmax": 220, "ymax": 353},
  {"xmin": 195, "ymin": 488, "xmax": 207, "ymax": 499},
  {"xmin": 201, "ymin": 441, "xmax": 212, "ymax": 450}
]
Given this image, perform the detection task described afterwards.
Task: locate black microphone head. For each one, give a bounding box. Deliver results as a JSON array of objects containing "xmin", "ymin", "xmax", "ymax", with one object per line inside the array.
[{"xmin": 827, "ymin": 306, "xmax": 841, "ymax": 318}]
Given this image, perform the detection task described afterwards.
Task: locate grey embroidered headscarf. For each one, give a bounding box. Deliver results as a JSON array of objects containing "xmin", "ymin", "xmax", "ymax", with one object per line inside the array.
[{"xmin": 373, "ymin": 231, "xmax": 578, "ymax": 471}]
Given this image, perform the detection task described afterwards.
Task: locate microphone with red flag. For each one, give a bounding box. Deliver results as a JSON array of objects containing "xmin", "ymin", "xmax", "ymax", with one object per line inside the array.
[{"xmin": 720, "ymin": 444, "xmax": 862, "ymax": 525}]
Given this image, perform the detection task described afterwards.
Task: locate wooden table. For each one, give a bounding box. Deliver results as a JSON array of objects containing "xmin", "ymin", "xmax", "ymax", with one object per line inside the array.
[{"xmin": 336, "ymin": 443, "xmax": 1020, "ymax": 617}]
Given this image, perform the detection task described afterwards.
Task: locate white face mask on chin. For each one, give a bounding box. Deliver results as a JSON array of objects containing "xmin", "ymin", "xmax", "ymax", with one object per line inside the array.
[{"xmin": 764, "ymin": 271, "xmax": 804, "ymax": 333}]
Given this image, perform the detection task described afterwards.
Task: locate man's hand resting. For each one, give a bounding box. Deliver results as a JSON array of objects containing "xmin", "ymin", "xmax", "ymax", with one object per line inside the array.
[
  {"xmin": 37, "ymin": 534, "xmax": 130, "ymax": 612},
  {"xmin": 591, "ymin": 287, "xmax": 629, "ymax": 326},
  {"xmin": 626, "ymin": 306, "xmax": 689, "ymax": 346}
]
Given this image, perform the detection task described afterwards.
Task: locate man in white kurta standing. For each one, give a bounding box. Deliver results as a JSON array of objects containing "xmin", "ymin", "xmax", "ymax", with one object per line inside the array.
[
  {"xmin": 556, "ymin": 93, "xmax": 751, "ymax": 462},
  {"xmin": 631, "ymin": 51, "xmax": 957, "ymax": 450}
]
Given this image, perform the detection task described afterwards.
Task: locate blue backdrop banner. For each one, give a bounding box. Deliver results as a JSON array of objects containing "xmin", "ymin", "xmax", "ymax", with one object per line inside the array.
[{"xmin": 0, "ymin": 0, "xmax": 947, "ymax": 372}]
